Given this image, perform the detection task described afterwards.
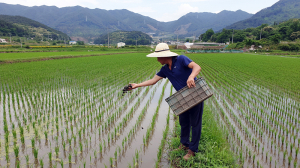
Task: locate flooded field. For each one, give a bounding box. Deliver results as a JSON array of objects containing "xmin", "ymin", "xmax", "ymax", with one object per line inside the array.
[
  {"xmin": 0, "ymin": 53, "xmax": 176, "ymax": 167},
  {"xmin": 190, "ymin": 53, "xmax": 300, "ymax": 168}
]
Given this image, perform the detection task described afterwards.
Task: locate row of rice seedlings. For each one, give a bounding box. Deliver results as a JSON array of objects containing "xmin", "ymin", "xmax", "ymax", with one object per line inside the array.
[
  {"xmin": 204, "ymin": 59, "xmax": 298, "ymax": 145},
  {"xmin": 203, "ymin": 63, "xmax": 298, "ymax": 167},
  {"xmin": 0, "ymin": 66, "xmax": 155, "ymax": 166},
  {"xmin": 66, "ymin": 82, "xmax": 155, "ymax": 167},
  {"xmin": 211, "ymin": 95, "xmax": 266, "ymax": 167},
  {"xmin": 144, "ymin": 80, "xmax": 168, "ymax": 145},
  {"xmin": 82, "ymin": 82, "xmax": 160, "ymax": 167},
  {"xmin": 155, "ymin": 107, "xmax": 170, "ymax": 167}
]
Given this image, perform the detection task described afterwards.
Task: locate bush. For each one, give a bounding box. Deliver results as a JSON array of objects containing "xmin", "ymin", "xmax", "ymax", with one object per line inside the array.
[
  {"xmin": 278, "ymin": 44, "xmax": 300, "ymax": 51},
  {"xmin": 278, "ymin": 44, "xmax": 290, "ymax": 51},
  {"xmin": 289, "ymin": 44, "xmax": 300, "ymax": 51}
]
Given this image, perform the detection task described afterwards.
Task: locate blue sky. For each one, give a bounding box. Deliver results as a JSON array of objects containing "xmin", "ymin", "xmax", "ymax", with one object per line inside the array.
[{"xmin": 0, "ymin": 0, "xmax": 280, "ymax": 22}]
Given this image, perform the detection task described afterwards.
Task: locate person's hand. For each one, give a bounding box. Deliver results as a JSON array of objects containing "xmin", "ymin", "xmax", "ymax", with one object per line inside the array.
[
  {"xmin": 128, "ymin": 83, "xmax": 138, "ymax": 91},
  {"xmin": 187, "ymin": 77, "xmax": 195, "ymax": 88}
]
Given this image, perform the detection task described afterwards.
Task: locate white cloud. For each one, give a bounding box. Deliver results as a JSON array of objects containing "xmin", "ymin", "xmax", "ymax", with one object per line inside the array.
[
  {"xmin": 178, "ymin": 4, "xmax": 199, "ymax": 16},
  {"xmin": 127, "ymin": 6, "xmax": 155, "ymax": 13},
  {"xmin": 110, "ymin": 0, "xmax": 142, "ymax": 3},
  {"xmin": 153, "ymin": 4, "xmax": 199, "ymax": 22},
  {"xmin": 172, "ymin": 0, "xmax": 207, "ymax": 2}
]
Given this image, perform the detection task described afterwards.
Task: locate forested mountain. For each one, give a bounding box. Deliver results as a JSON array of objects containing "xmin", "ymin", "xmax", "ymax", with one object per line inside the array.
[
  {"xmin": 0, "ymin": 3, "xmax": 252, "ymax": 40},
  {"xmin": 94, "ymin": 31, "xmax": 152, "ymax": 45},
  {"xmin": 200, "ymin": 18, "xmax": 300, "ymax": 50},
  {"xmin": 0, "ymin": 15, "xmax": 70, "ymax": 40},
  {"xmin": 225, "ymin": 0, "xmax": 300, "ymax": 30}
]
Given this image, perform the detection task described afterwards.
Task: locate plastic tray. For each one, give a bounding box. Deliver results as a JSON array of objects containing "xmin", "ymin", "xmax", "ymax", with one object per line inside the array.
[{"xmin": 165, "ymin": 77, "xmax": 213, "ymax": 116}]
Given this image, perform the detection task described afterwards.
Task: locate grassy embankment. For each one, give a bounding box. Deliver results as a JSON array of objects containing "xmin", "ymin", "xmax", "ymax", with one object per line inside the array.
[{"xmin": 169, "ymin": 106, "xmax": 237, "ymax": 168}]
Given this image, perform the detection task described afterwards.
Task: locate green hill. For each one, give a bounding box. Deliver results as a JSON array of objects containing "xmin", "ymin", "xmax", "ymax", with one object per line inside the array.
[
  {"xmin": 0, "ymin": 15, "xmax": 70, "ymax": 40},
  {"xmin": 225, "ymin": 0, "xmax": 300, "ymax": 30},
  {"xmin": 94, "ymin": 31, "xmax": 152, "ymax": 45}
]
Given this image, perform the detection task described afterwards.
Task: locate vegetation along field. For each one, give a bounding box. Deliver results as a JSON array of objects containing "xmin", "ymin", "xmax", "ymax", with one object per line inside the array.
[{"xmin": 0, "ymin": 51, "xmax": 299, "ymax": 168}]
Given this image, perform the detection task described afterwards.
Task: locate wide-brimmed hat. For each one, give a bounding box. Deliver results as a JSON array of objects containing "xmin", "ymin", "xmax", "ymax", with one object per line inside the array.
[{"xmin": 147, "ymin": 43, "xmax": 178, "ymax": 57}]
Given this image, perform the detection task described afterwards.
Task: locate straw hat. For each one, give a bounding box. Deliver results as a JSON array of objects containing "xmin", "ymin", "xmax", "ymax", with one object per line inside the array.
[{"xmin": 147, "ymin": 43, "xmax": 178, "ymax": 57}]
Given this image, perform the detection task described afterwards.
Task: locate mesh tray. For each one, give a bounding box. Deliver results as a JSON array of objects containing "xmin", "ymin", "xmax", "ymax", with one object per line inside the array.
[{"xmin": 165, "ymin": 77, "xmax": 213, "ymax": 116}]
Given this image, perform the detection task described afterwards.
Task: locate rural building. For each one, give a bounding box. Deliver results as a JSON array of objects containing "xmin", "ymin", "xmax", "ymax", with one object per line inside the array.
[
  {"xmin": 69, "ymin": 41, "xmax": 77, "ymax": 45},
  {"xmin": 184, "ymin": 42, "xmax": 194, "ymax": 49},
  {"xmin": 117, "ymin": 42, "xmax": 125, "ymax": 48},
  {"xmin": 0, "ymin": 38, "xmax": 7, "ymax": 43}
]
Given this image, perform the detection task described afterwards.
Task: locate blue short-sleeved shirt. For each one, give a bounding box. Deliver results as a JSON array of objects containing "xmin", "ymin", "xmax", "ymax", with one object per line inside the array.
[{"xmin": 156, "ymin": 55, "xmax": 196, "ymax": 91}]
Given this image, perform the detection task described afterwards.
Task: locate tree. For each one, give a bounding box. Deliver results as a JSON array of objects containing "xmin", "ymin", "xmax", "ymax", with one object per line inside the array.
[
  {"xmin": 233, "ymin": 32, "xmax": 246, "ymax": 43},
  {"xmin": 216, "ymin": 29, "xmax": 231, "ymax": 43},
  {"xmin": 245, "ymin": 39, "xmax": 254, "ymax": 46},
  {"xmin": 202, "ymin": 29, "xmax": 214, "ymax": 42},
  {"xmin": 290, "ymin": 31, "xmax": 300, "ymax": 40},
  {"xmin": 270, "ymin": 34, "xmax": 281, "ymax": 44},
  {"xmin": 77, "ymin": 41, "xmax": 84, "ymax": 45}
]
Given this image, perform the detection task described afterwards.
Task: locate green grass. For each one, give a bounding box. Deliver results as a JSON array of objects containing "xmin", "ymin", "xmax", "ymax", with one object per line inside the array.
[{"xmin": 169, "ymin": 106, "xmax": 236, "ymax": 168}]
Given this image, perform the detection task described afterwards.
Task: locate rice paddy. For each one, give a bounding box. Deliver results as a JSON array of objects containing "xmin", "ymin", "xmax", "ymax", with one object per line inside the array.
[
  {"xmin": 188, "ymin": 53, "xmax": 300, "ymax": 168},
  {"xmin": 1, "ymin": 51, "xmax": 298, "ymax": 168},
  {"xmin": 0, "ymin": 53, "xmax": 176, "ymax": 167}
]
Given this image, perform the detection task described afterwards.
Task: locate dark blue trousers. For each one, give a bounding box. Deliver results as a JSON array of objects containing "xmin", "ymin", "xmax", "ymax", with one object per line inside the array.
[{"xmin": 179, "ymin": 101, "xmax": 204, "ymax": 153}]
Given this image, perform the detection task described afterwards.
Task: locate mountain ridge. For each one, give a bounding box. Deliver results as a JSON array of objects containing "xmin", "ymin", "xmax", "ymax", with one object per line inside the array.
[
  {"xmin": 225, "ymin": 0, "xmax": 300, "ymax": 30},
  {"xmin": 0, "ymin": 3, "xmax": 253, "ymax": 41}
]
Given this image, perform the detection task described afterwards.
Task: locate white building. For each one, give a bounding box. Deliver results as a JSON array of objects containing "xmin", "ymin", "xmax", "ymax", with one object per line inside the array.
[
  {"xmin": 0, "ymin": 39, "xmax": 7, "ymax": 43},
  {"xmin": 117, "ymin": 42, "xmax": 125, "ymax": 48},
  {"xmin": 69, "ymin": 41, "xmax": 76, "ymax": 45},
  {"xmin": 184, "ymin": 42, "xmax": 194, "ymax": 49}
]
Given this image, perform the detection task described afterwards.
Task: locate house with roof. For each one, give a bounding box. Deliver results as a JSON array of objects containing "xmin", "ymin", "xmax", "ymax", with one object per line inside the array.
[
  {"xmin": 69, "ymin": 41, "xmax": 77, "ymax": 45},
  {"xmin": 0, "ymin": 38, "xmax": 7, "ymax": 43},
  {"xmin": 117, "ymin": 42, "xmax": 125, "ymax": 48}
]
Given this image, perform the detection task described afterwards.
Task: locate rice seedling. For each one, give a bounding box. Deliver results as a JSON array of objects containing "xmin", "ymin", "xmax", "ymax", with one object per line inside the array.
[
  {"xmin": 55, "ymin": 146, "xmax": 59, "ymax": 157},
  {"xmin": 25, "ymin": 154, "xmax": 29, "ymax": 164},
  {"xmin": 60, "ymin": 159, "xmax": 64, "ymax": 168},
  {"xmin": 288, "ymin": 156, "xmax": 292, "ymax": 166},
  {"xmin": 48, "ymin": 151, "xmax": 52, "ymax": 162},
  {"xmin": 40, "ymin": 158, "xmax": 44, "ymax": 168},
  {"xmin": 33, "ymin": 147, "xmax": 38, "ymax": 159},
  {"xmin": 110, "ymin": 157, "xmax": 113, "ymax": 167},
  {"xmin": 69, "ymin": 153, "xmax": 72, "ymax": 163},
  {"xmin": 114, "ymin": 149, "xmax": 117, "ymax": 160},
  {"xmin": 99, "ymin": 143, "xmax": 103, "ymax": 153},
  {"xmin": 13, "ymin": 145, "xmax": 19, "ymax": 158}
]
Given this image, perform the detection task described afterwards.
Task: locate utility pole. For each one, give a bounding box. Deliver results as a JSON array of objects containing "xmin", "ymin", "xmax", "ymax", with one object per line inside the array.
[
  {"xmin": 107, "ymin": 28, "xmax": 110, "ymax": 48},
  {"xmin": 260, "ymin": 28, "xmax": 262, "ymax": 40},
  {"xmin": 20, "ymin": 38, "xmax": 22, "ymax": 48},
  {"xmin": 9, "ymin": 33, "xmax": 11, "ymax": 43},
  {"xmin": 136, "ymin": 39, "xmax": 137, "ymax": 46},
  {"xmin": 41, "ymin": 34, "xmax": 43, "ymax": 41}
]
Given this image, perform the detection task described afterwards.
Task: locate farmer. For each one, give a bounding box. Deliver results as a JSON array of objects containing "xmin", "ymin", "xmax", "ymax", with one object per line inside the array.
[{"xmin": 129, "ymin": 43, "xmax": 204, "ymax": 160}]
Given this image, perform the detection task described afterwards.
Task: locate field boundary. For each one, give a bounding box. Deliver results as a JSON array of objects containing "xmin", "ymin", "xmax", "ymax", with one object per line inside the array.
[{"xmin": 0, "ymin": 52, "xmax": 147, "ymax": 64}]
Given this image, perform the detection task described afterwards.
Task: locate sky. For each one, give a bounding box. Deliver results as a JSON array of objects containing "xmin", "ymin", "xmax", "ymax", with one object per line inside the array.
[{"xmin": 0, "ymin": 0, "xmax": 280, "ymax": 22}]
